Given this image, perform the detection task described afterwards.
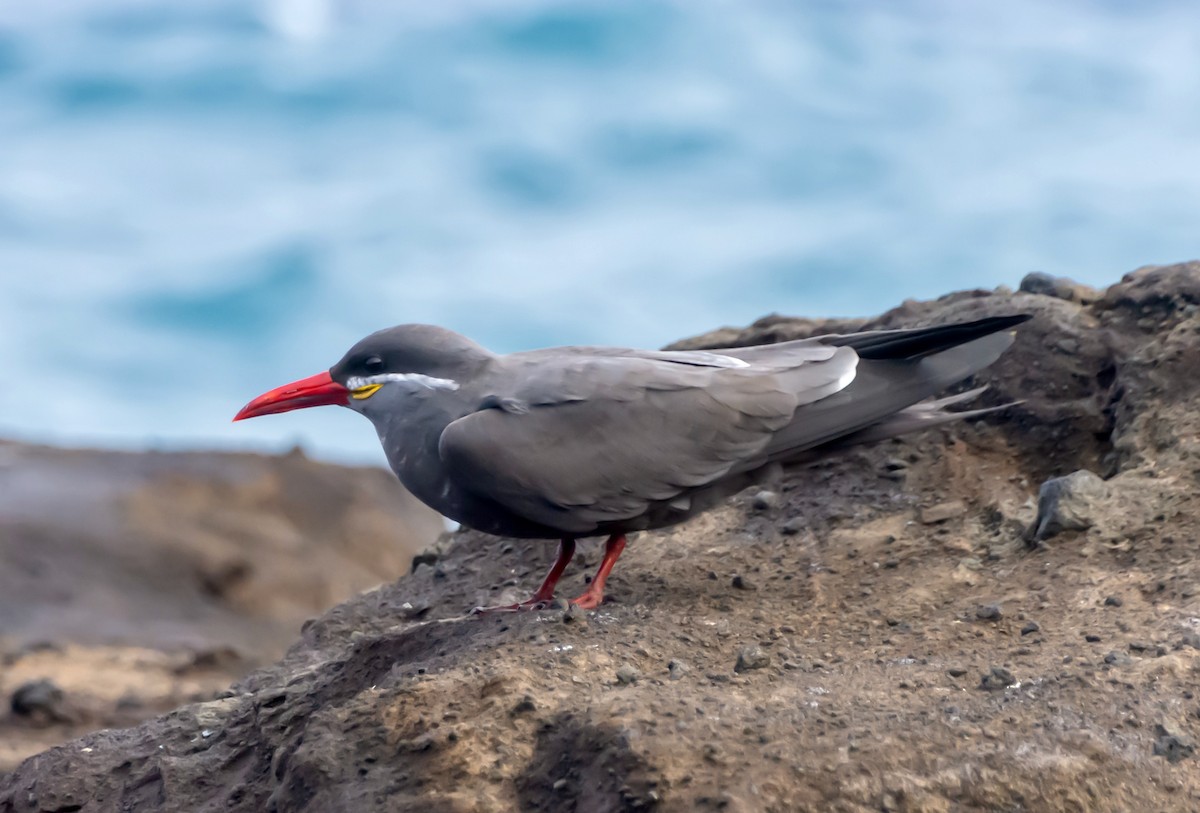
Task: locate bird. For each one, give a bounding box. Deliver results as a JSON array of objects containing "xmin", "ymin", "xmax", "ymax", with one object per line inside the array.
[{"xmin": 234, "ymin": 314, "xmax": 1029, "ymax": 612}]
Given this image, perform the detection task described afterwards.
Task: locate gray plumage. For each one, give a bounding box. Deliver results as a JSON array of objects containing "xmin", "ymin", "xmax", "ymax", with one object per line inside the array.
[{"xmin": 327, "ymin": 315, "xmax": 1028, "ymax": 540}]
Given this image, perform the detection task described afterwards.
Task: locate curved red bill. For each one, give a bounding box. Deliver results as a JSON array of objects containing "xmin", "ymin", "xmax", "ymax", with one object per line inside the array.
[{"xmin": 232, "ymin": 371, "xmax": 350, "ymax": 421}]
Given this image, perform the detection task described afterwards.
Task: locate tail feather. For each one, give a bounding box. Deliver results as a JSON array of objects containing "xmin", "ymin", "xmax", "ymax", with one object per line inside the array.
[
  {"xmin": 759, "ymin": 316, "xmax": 1026, "ymax": 464},
  {"xmin": 828, "ymin": 387, "xmax": 1021, "ymax": 447},
  {"xmin": 826, "ymin": 314, "xmax": 1032, "ymax": 360}
]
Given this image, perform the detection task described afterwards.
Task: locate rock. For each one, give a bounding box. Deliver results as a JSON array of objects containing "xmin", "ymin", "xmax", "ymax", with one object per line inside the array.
[
  {"xmin": 975, "ymin": 604, "xmax": 1003, "ymax": 621},
  {"xmin": 1019, "ymin": 272, "xmax": 1101, "ymax": 304},
  {"xmin": 751, "ymin": 490, "xmax": 780, "ymax": 511},
  {"xmin": 11, "ymin": 267, "xmax": 1200, "ymax": 810},
  {"xmin": 920, "ymin": 501, "xmax": 967, "ymax": 524},
  {"xmin": 780, "ymin": 517, "xmax": 805, "ymax": 536},
  {"xmin": 1103, "ymin": 596, "xmax": 1123, "ymax": 607},
  {"xmin": 735, "ymin": 646, "xmax": 771, "ymax": 673},
  {"xmin": 410, "ymin": 551, "xmax": 439, "ymax": 571},
  {"xmin": 1028, "ymin": 470, "xmax": 1110, "ymax": 541},
  {"xmin": 1153, "ymin": 722, "xmax": 1197, "ymax": 763},
  {"xmin": 400, "ymin": 601, "xmax": 431, "ymax": 620},
  {"xmin": 1128, "ymin": 641, "xmax": 1166, "ymax": 656},
  {"xmin": 10, "ymin": 679, "xmax": 66, "ymax": 723},
  {"xmin": 1100, "ymin": 262, "xmax": 1200, "ymax": 314},
  {"xmin": 615, "ymin": 665, "xmax": 640, "ymax": 685},
  {"xmin": 0, "ymin": 441, "xmax": 443, "ymax": 658},
  {"xmin": 1021, "ymin": 622, "xmax": 1040, "ymax": 635},
  {"xmin": 980, "ymin": 667, "xmax": 1016, "ymax": 691},
  {"xmin": 561, "ymin": 603, "xmax": 588, "ymax": 625},
  {"xmin": 510, "ymin": 694, "xmax": 537, "ymax": 715},
  {"xmin": 731, "ymin": 574, "xmax": 756, "ymax": 591}
]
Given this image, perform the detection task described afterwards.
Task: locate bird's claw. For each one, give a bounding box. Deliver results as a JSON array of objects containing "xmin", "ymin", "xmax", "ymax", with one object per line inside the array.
[{"xmin": 470, "ymin": 598, "xmax": 552, "ymax": 615}]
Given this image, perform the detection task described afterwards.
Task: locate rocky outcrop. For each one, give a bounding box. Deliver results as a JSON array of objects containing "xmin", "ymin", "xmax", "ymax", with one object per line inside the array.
[
  {"xmin": 0, "ymin": 444, "xmax": 442, "ymax": 771},
  {"xmin": 6, "ymin": 263, "xmax": 1200, "ymax": 811}
]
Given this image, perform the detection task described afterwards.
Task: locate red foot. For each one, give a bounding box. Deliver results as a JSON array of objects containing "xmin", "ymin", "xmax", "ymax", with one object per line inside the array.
[
  {"xmin": 566, "ymin": 590, "xmax": 605, "ymax": 610},
  {"xmin": 469, "ymin": 538, "xmax": 575, "ymax": 616},
  {"xmin": 567, "ymin": 534, "xmax": 626, "ymax": 611},
  {"xmin": 467, "ymin": 534, "xmax": 628, "ymax": 616}
]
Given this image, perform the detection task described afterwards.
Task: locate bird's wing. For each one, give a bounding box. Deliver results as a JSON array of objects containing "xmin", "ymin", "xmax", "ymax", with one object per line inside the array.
[{"xmin": 438, "ymin": 349, "xmax": 857, "ymax": 533}]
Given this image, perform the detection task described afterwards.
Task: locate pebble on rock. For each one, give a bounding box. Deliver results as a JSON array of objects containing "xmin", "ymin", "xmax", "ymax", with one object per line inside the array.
[
  {"xmin": 510, "ymin": 695, "xmax": 537, "ymax": 715},
  {"xmin": 1028, "ymin": 470, "xmax": 1110, "ymax": 542},
  {"xmin": 979, "ymin": 666, "xmax": 1016, "ymax": 691},
  {"xmin": 919, "ymin": 501, "xmax": 967, "ymax": 525},
  {"xmin": 751, "ymin": 490, "xmax": 779, "ymax": 511},
  {"xmin": 1153, "ymin": 723, "xmax": 1197, "ymax": 763},
  {"xmin": 616, "ymin": 665, "xmax": 640, "ymax": 685},
  {"xmin": 1020, "ymin": 621, "xmax": 1040, "ymax": 635},
  {"xmin": 780, "ymin": 517, "xmax": 805, "ymax": 536},
  {"xmin": 411, "ymin": 551, "xmax": 439, "ymax": 571},
  {"xmin": 731, "ymin": 575, "xmax": 756, "ymax": 591},
  {"xmin": 734, "ymin": 645, "xmax": 771, "ymax": 673},
  {"xmin": 975, "ymin": 604, "xmax": 1002, "ymax": 621},
  {"xmin": 1103, "ymin": 596, "xmax": 1123, "ymax": 607},
  {"xmin": 561, "ymin": 603, "xmax": 588, "ymax": 625},
  {"xmin": 668, "ymin": 660, "xmax": 689, "ymax": 681}
]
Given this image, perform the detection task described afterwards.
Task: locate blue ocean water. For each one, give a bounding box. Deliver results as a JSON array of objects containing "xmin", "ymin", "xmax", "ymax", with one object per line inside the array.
[{"xmin": 1, "ymin": 0, "xmax": 1198, "ymax": 463}]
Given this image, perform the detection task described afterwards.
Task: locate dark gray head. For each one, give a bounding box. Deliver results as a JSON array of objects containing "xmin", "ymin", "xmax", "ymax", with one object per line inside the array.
[
  {"xmin": 233, "ymin": 324, "xmax": 494, "ymax": 424},
  {"xmin": 329, "ymin": 324, "xmax": 494, "ymax": 421}
]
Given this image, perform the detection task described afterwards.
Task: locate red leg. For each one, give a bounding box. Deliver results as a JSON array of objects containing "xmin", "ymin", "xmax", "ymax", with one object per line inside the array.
[
  {"xmin": 471, "ymin": 539, "xmax": 576, "ymax": 614},
  {"xmin": 568, "ymin": 533, "xmax": 627, "ymax": 610}
]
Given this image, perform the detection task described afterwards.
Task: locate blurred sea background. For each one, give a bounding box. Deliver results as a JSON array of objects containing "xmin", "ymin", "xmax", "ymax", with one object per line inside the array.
[{"xmin": 1, "ymin": 0, "xmax": 1198, "ymax": 463}]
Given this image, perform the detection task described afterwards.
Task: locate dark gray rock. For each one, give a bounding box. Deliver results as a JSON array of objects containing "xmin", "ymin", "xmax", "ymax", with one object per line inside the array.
[
  {"xmin": 1153, "ymin": 722, "xmax": 1196, "ymax": 763},
  {"xmin": 920, "ymin": 501, "xmax": 967, "ymax": 525},
  {"xmin": 561, "ymin": 603, "xmax": 588, "ymax": 625},
  {"xmin": 1019, "ymin": 272, "xmax": 1101, "ymax": 305},
  {"xmin": 980, "ymin": 667, "xmax": 1016, "ymax": 691},
  {"xmin": 1029, "ymin": 470, "xmax": 1110, "ymax": 541},
  {"xmin": 10, "ymin": 679, "xmax": 66, "ymax": 723},
  {"xmin": 731, "ymin": 574, "xmax": 755, "ymax": 591},
  {"xmin": 975, "ymin": 604, "xmax": 1002, "ymax": 621},
  {"xmin": 780, "ymin": 517, "xmax": 805, "ymax": 536},
  {"xmin": 615, "ymin": 665, "xmax": 640, "ymax": 685},
  {"xmin": 735, "ymin": 645, "xmax": 771, "ymax": 673}
]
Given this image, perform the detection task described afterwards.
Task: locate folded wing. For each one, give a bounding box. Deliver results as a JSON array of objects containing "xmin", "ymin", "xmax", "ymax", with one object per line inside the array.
[{"xmin": 438, "ymin": 348, "xmax": 857, "ymax": 533}]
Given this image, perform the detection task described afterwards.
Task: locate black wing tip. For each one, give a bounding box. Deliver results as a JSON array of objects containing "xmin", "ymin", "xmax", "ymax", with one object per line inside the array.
[
  {"xmin": 840, "ymin": 313, "xmax": 1034, "ymax": 360},
  {"xmin": 983, "ymin": 313, "xmax": 1034, "ymax": 329}
]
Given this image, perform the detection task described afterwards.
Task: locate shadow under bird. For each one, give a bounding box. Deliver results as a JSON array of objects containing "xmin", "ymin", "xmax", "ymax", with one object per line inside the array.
[{"xmin": 234, "ymin": 314, "xmax": 1030, "ymax": 612}]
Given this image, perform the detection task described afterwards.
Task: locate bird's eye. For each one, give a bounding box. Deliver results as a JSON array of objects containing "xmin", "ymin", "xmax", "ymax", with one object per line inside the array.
[{"xmin": 363, "ymin": 356, "xmax": 385, "ymax": 374}]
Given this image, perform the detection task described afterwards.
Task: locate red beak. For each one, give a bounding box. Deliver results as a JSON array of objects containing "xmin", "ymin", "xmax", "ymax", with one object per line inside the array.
[{"xmin": 232, "ymin": 371, "xmax": 350, "ymax": 421}]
